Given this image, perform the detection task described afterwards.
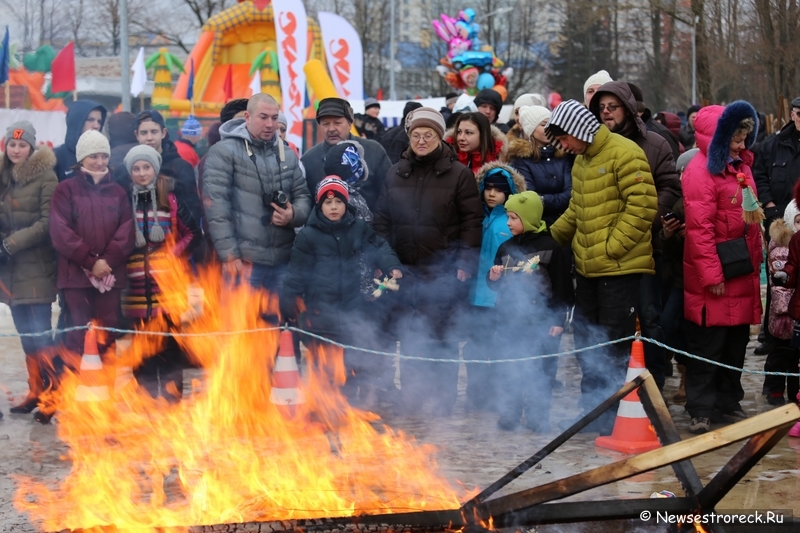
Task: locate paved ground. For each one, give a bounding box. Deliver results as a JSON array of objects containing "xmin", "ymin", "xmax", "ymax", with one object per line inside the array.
[{"xmin": 1, "ymin": 304, "xmax": 798, "ymax": 533}]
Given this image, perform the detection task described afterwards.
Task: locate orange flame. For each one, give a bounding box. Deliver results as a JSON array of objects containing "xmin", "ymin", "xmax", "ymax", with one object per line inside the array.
[{"xmin": 14, "ymin": 249, "xmax": 465, "ymax": 531}]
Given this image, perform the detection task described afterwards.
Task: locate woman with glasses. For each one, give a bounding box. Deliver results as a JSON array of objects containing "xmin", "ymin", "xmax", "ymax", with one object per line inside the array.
[
  {"xmin": 445, "ymin": 112, "xmax": 507, "ymax": 174},
  {"xmin": 374, "ymin": 107, "xmax": 483, "ymax": 416}
]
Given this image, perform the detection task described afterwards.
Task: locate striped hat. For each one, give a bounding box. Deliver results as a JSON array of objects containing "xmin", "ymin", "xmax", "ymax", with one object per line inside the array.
[
  {"xmin": 316, "ymin": 176, "xmax": 350, "ymax": 204},
  {"xmin": 545, "ymin": 99, "xmax": 601, "ymax": 153}
]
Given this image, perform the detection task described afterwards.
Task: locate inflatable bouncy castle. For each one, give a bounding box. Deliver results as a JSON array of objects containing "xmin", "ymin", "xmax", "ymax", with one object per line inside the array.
[{"xmin": 170, "ymin": 0, "xmax": 325, "ymax": 117}]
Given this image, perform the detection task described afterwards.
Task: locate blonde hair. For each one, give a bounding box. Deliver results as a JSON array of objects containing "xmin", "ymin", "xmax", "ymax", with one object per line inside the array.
[{"xmin": 734, "ymin": 117, "xmax": 755, "ymax": 138}]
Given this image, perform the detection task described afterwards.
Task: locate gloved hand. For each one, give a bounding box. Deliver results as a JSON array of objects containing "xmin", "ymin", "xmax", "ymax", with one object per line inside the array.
[{"xmin": 773, "ymin": 271, "xmax": 789, "ymax": 286}]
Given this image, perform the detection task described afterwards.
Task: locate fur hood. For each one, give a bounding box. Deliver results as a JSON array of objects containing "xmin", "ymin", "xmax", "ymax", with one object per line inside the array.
[
  {"xmin": 474, "ymin": 161, "xmax": 526, "ymax": 194},
  {"xmin": 444, "ymin": 124, "xmax": 508, "ymax": 162},
  {"xmin": 0, "ymin": 147, "xmax": 57, "ymax": 186},
  {"xmin": 694, "ymin": 100, "xmax": 758, "ymax": 175},
  {"xmin": 506, "ymin": 123, "xmax": 535, "ymax": 160},
  {"xmin": 769, "ymin": 218, "xmax": 794, "ymax": 247}
]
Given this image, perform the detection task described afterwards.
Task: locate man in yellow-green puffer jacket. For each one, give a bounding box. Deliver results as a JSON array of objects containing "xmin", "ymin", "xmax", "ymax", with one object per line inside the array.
[{"xmin": 545, "ymin": 99, "xmax": 657, "ymax": 435}]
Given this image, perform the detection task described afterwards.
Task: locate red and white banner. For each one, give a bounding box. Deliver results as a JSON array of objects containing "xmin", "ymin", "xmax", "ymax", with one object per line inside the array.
[
  {"xmin": 318, "ymin": 12, "xmax": 364, "ymax": 101},
  {"xmin": 273, "ymin": 0, "xmax": 307, "ymax": 151}
]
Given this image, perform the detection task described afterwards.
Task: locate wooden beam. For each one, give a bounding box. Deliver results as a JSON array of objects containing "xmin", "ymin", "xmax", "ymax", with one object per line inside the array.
[
  {"xmin": 462, "ymin": 374, "xmax": 646, "ymax": 510},
  {"xmin": 637, "ymin": 370, "xmax": 705, "ymax": 500},
  {"xmin": 481, "ymin": 404, "xmax": 800, "ymax": 517},
  {"xmin": 697, "ymin": 424, "xmax": 792, "ymax": 509}
]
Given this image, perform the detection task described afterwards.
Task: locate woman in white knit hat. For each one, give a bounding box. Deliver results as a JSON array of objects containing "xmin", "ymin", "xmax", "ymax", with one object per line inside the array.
[
  {"xmin": 46, "ymin": 130, "xmax": 135, "ymax": 422},
  {"xmin": 508, "ymin": 106, "xmax": 573, "ymax": 226}
]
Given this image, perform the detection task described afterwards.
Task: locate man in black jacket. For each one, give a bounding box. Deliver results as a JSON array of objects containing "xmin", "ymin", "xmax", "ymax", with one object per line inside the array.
[
  {"xmin": 753, "ymin": 96, "xmax": 800, "ymax": 355},
  {"xmin": 302, "ymin": 97, "xmax": 391, "ymax": 211}
]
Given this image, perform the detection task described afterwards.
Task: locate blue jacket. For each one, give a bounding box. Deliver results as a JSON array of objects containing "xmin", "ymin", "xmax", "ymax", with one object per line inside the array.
[
  {"xmin": 507, "ymin": 124, "xmax": 573, "ymax": 226},
  {"xmin": 53, "ymin": 100, "xmax": 107, "ymax": 182},
  {"xmin": 470, "ymin": 162, "xmax": 526, "ymax": 307}
]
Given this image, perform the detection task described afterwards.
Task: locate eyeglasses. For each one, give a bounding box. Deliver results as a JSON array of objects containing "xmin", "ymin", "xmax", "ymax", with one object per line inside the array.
[
  {"xmin": 411, "ymin": 133, "xmax": 437, "ymax": 143},
  {"xmin": 598, "ymin": 103, "xmax": 622, "ymax": 113}
]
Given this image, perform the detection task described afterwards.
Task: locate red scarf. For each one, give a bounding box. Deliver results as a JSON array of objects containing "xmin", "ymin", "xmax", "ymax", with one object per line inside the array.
[{"xmin": 448, "ymin": 138, "xmax": 504, "ymax": 173}]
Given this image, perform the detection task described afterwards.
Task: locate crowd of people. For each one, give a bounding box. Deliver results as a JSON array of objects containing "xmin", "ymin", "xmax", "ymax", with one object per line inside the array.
[{"xmin": 0, "ymin": 75, "xmax": 797, "ymax": 437}]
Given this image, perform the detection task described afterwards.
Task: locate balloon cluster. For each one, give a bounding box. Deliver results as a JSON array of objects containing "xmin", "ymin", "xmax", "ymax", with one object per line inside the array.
[{"xmin": 432, "ymin": 8, "xmax": 512, "ymax": 96}]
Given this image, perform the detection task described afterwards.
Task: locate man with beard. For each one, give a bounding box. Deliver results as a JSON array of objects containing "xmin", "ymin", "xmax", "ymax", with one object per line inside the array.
[
  {"xmin": 588, "ymin": 81, "xmax": 681, "ymax": 392},
  {"xmin": 302, "ymin": 97, "xmax": 391, "ymax": 211}
]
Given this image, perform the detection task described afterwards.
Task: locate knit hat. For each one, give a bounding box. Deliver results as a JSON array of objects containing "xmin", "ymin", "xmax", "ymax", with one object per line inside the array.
[
  {"xmin": 136, "ymin": 109, "xmax": 166, "ymax": 130},
  {"xmin": 124, "ymin": 144, "xmax": 162, "ymax": 176},
  {"xmin": 181, "ymin": 115, "xmax": 202, "ymax": 138},
  {"xmin": 445, "ymin": 92, "xmax": 459, "ymax": 106},
  {"xmin": 518, "ymin": 105, "xmax": 551, "ymax": 139},
  {"xmin": 453, "ymin": 93, "xmax": 477, "ymax": 113},
  {"xmin": 220, "ymin": 98, "xmax": 249, "ymax": 123},
  {"xmin": 791, "ymin": 97, "xmax": 800, "ymax": 110},
  {"xmin": 75, "ymin": 130, "xmax": 111, "ymax": 163},
  {"xmin": 545, "ymin": 99, "xmax": 601, "ymax": 152},
  {"xmin": 405, "ymin": 107, "xmax": 446, "ymax": 138},
  {"xmin": 365, "ymin": 97, "xmax": 380, "ymax": 110},
  {"xmin": 324, "ymin": 140, "xmax": 368, "ymax": 186},
  {"xmin": 784, "ymin": 200, "xmax": 800, "ymax": 232},
  {"xmin": 277, "ymin": 112, "xmax": 288, "ymax": 126},
  {"xmin": 316, "ymin": 176, "xmax": 350, "ymax": 204},
  {"xmin": 483, "ymin": 167, "xmax": 512, "ymax": 196},
  {"xmin": 676, "ymin": 147, "xmax": 699, "ymax": 173},
  {"xmin": 583, "ymin": 70, "xmax": 614, "ymax": 99},
  {"xmin": 687, "ymin": 104, "xmax": 702, "ymax": 117},
  {"xmin": 505, "ymin": 191, "xmax": 546, "ymax": 233},
  {"xmin": 402, "ymin": 101, "xmax": 423, "ymax": 120},
  {"xmin": 5, "ymin": 121, "xmax": 36, "ymax": 149},
  {"xmin": 473, "ymin": 88, "xmax": 503, "ymax": 117},
  {"xmin": 316, "ymin": 97, "xmax": 354, "ymax": 123},
  {"xmin": 513, "ymin": 93, "xmax": 546, "ymax": 110}
]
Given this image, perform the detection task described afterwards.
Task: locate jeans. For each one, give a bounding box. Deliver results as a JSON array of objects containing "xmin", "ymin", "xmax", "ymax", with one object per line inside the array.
[
  {"xmin": 638, "ymin": 255, "xmax": 665, "ymax": 389},
  {"xmin": 10, "ymin": 303, "xmax": 53, "ymax": 356},
  {"xmin": 573, "ymin": 273, "xmax": 641, "ymax": 428},
  {"xmin": 661, "ymin": 285, "xmax": 686, "ymax": 364}
]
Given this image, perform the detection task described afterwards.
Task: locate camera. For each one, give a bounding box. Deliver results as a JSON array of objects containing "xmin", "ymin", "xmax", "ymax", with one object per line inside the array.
[{"xmin": 263, "ymin": 190, "xmax": 289, "ymax": 209}]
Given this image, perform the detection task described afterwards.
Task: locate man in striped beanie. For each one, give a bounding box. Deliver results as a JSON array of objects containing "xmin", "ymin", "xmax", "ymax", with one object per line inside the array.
[{"xmin": 545, "ymin": 99, "xmax": 658, "ymax": 435}]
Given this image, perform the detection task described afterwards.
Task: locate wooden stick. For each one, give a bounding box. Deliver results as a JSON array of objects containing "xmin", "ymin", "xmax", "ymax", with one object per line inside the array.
[
  {"xmin": 4, "ymin": 81, "xmax": 9, "ymax": 109},
  {"xmin": 139, "ymin": 92, "xmax": 144, "ymax": 112},
  {"xmin": 462, "ymin": 374, "xmax": 647, "ymax": 510},
  {"xmin": 481, "ymin": 404, "xmax": 800, "ymax": 518}
]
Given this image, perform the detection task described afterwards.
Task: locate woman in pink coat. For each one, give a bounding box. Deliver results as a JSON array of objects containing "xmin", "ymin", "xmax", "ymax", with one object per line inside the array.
[{"xmin": 682, "ymin": 101, "xmax": 763, "ymax": 434}]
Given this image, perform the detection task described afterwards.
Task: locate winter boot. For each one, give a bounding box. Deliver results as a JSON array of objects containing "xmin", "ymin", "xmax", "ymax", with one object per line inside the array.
[
  {"xmin": 672, "ymin": 364, "xmax": 687, "ymax": 403},
  {"xmin": 10, "ymin": 355, "xmax": 44, "ymax": 414}
]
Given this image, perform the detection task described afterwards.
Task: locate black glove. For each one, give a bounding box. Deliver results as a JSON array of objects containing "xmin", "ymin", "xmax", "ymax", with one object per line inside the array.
[
  {"xmin": 772, "ymin": 271, "xmax": 789, "ymax": 286},
  {"xmin": 0, "ymin": 240, "xmax": 10, "ymax": 265}
]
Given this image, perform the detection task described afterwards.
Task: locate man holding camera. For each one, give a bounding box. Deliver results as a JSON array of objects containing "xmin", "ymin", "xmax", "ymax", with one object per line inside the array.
[{"xmin": 204, "ymin": 93, "xmax": 311, "ymax": 293}]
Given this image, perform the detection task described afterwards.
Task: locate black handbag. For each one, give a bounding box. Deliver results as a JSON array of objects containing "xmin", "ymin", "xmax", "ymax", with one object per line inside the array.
[{"xmin": 715, "ymin": 224, "xmax": 754, "ymax": 280}]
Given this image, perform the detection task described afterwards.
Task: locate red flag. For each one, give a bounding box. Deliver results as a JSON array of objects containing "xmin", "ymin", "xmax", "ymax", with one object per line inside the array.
[
  {"xmin": 51, "ymin": 42, "xmax": 76, "ymax": 93},
  {"xmin": 223, "ymin": 65, "xmax": 233, "ymax": 102},
  {"xmin": 376, "ymin": 88, "xmax": 383, "ymax": 100}
]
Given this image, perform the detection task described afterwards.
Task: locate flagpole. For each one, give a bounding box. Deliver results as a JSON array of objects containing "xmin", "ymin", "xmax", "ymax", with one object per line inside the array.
[
  {"xmin": 4, "ymin": 82, "xmax": 9, "ymax": 109},
  {"xmin": 120, "ymin": 0, "xmax": 131, "ymax": 111},
  {"xmin": 139, "ymin": 92, "xmax": 144, "ymax": 112}
]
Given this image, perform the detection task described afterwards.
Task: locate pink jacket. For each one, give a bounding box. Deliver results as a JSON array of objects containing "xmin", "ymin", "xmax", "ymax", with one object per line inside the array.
[{"xmin": 682, "ymin": 104, "xmax": 763, "ymax": 327}]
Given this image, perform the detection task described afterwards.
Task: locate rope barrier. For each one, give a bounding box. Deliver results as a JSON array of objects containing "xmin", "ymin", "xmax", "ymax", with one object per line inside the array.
[{"xmin": 1, "ymin": 324, "xmax": 798, "ymax": 377}]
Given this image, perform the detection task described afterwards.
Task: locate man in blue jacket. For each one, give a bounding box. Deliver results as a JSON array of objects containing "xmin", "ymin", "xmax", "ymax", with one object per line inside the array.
[{"xmin": 53, "ymin": 100, "xmax": 107, "ymax": 181}]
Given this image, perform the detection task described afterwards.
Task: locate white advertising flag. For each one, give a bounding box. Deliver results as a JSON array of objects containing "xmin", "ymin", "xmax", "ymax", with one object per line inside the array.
[
  {"xmin": 273, "ymin": 0, "xmax": 307, "ymax": 151},
  {"xmin": 318, "ymin": 12, "xmax": 363, "ymax": 100},
  {"xmin": 249, "ymin": 70, "xmax": 261, "ymax": 96},
  {"xmin": 130, "ymin": 47, "xmax": 146, "ymax": 97}
]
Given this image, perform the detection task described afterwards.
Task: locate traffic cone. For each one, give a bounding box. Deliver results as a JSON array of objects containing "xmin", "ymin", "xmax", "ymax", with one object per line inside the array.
[
  {"xmin": 74, "ymin": 326, "xmax": 111, "ymax": 403},
  {"xmin": 269, "ymin": 330, "xmax": 305, "ymax": 417},
  {"xmin": 595, "ymin": 338, "xmax": 661, "ymax": 454}
]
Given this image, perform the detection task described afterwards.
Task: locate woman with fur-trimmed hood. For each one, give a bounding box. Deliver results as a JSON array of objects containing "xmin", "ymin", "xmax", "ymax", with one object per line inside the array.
[
  {"xmin": 682, "ymin": 100, "xmax": 763, "ymax": 434},
  {"xmin": 507, "ymin": 106, "xmax": 573, "ymax": 226},
  {"xmin": 444, "ymin": 112, "xmax": 508, "ymax": 174},
  {"xmin": 0, "ymin": 121, "xmax": 58, "ymax": 415}
]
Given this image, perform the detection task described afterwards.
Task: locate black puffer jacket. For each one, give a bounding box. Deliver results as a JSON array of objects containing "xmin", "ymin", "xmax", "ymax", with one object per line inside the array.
[
  {"xmin": 373, "ymin": 143, "xmax": 483, "ymax": 276},
  {"xmin": 281, "ymin": 205, "xmax": 401, "ymax": 337},
  {"xmin": 380, "ymin": 126, "xmax": 411, "ymax": 165},
  {"xmin": 754, "ymin": 121, "xmax": 800, "ymax": 223}
]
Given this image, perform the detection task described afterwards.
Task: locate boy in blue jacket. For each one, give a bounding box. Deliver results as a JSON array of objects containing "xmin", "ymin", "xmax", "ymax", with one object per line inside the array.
[{"xmin": 464, "ymin": 163, "xmax": 525, "ymax": 411}]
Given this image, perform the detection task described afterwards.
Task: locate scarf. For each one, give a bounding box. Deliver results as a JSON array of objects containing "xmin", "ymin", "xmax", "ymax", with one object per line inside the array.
[
  {"xmin": 454, "ymin": 139, "xmax": 502, "ymax": 173},
  {"xmin": 132, "ymin": 182, "xmax": 165, "ymax": 248},
  {"xmin": 81, "ymin": 167, "xmax": 109, "ymax": 184}
]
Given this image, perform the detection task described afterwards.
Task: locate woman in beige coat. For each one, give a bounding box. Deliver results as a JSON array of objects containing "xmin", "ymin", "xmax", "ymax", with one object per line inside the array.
[{"xmin": 0, "ymin": 121, "xmax": 58, "ymax": 415}]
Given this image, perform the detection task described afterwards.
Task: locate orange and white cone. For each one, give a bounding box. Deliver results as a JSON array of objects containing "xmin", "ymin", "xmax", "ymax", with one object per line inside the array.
[
  {"xmin": 269, "ymin": 330, "xmax": 305, "ymax": 417},
  {"xmin": 595, "ymin": 338, "xmax": 661, "ymax": 454},
  {"xmin": 74, "ymin": 327, "xmax": 111, "ymax": 403}
]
